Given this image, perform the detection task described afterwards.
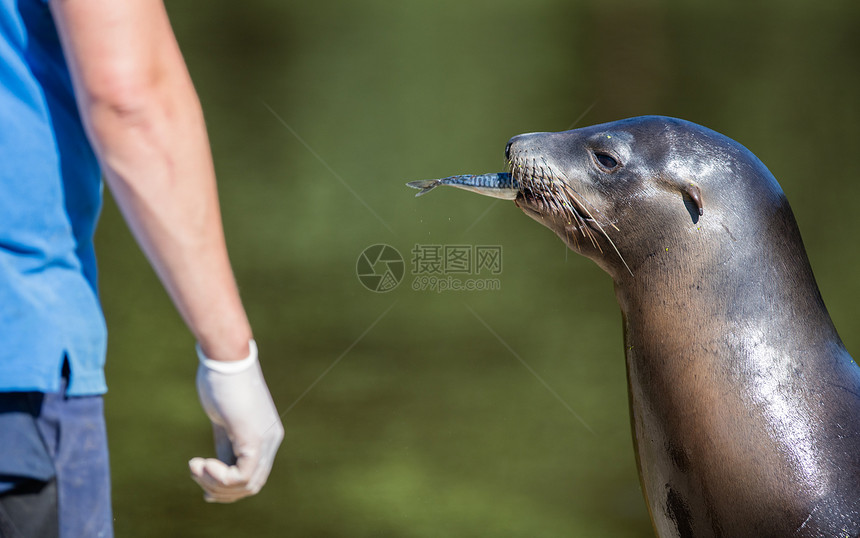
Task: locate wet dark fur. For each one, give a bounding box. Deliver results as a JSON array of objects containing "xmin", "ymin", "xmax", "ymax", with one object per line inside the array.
[{"xmin": 507, "ymin": 116, "xmax": 860, "ymax": 537}]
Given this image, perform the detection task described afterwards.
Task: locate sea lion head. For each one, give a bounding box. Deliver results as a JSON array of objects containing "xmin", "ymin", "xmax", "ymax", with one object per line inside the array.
[{"xmin": 507, "ymin": 115, "xmax": 785, "ymax": 280}]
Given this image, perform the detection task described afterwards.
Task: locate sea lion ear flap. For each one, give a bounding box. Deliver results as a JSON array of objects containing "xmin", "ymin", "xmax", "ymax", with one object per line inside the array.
[
  {"xmin": 663, "ymin": 175, "xmax": 704, "ymax": 222},
  {"xmin": 686, "ymin": 182, "xmax": 703, "ymax": 216}
]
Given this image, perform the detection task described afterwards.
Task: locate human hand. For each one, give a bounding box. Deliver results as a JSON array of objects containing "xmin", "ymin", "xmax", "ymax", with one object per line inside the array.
[{"xmin": 189, "ymin": 340, "xmax": 284, "ymax": 503}]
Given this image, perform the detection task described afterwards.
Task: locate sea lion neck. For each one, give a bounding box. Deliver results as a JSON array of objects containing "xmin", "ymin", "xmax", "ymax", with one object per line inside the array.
[{"xmin": 612, "ymin": 202, "xmax": 843, "ymax": 361}]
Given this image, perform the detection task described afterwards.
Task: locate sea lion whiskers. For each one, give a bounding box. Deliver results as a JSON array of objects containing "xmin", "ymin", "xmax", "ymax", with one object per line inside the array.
[
  {"xmin": 557, "ymin": 184, "xmax": 601, "ymax": 249},
  {"xmin": 538, "ymin": 169, "xmax": 586, "ymax": 250},
  {"xmin": 519, "ymin": 155, "xmax": 599, "ymax": 248},
  {"xmin": 543, "ymin": 158, "xmax": 619, "ymax": 232},
  {"xmin": 525, "ymin": 158, "xmax": 558, "ymax": 216},
  {"xmin": 513, "ymin": 155, "xmax": 633, "ymax": 276},
  {"xmin": 510, "ymin": 155, "xmax": 556, "ymax": 213},
  {"xmin": 549, "ymin": 167, "xmax": 633, "ymax": 276}
]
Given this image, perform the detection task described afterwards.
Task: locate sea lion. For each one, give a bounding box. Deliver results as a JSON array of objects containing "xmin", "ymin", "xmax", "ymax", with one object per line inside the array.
[{"xmin": 504, "ymin": 116, "xmax": 860, "ymax": 537}]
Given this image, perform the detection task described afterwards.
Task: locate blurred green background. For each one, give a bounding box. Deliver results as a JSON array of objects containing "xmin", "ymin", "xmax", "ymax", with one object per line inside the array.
[{"xmin": 96, "ymin": 1, "xmax": 860, "ymax": 536}]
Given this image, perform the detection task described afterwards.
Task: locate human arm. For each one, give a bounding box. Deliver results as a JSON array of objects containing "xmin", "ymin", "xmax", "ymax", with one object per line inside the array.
[{"xmin": 48, "ymin": 0, "xmax": 283, "ymax": 501}]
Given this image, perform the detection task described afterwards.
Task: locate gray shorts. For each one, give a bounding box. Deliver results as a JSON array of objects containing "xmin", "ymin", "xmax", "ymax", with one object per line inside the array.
[{"xmin": 0, "ymin": 366, "xmax": 112, "ymax": 538}]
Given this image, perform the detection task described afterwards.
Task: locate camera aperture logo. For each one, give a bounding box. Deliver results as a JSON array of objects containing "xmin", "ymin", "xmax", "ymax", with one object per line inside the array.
[
  {"xmin": 356, "ymin": 244, "xmax": 405, "ymax": 293},
  {"xmin": 356, "ymin": 243, "xmax": 502, "ymax": 293}
]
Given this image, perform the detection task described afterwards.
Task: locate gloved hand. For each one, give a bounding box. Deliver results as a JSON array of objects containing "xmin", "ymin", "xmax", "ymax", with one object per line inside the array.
[{"xmin": 189, "ymin": 339, "xmax": 284, "ymax": 503}]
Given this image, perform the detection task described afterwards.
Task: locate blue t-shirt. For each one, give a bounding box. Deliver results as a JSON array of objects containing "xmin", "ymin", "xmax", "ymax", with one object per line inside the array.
[{"xmin": 0, "ymin": 0, "xmax": 107, "ymax": 396}]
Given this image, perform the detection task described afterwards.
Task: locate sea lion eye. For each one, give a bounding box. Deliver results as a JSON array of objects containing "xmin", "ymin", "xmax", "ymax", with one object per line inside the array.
[{"xmin": 593, "ymin": 151, "xmax": 619, "ymax": 171}]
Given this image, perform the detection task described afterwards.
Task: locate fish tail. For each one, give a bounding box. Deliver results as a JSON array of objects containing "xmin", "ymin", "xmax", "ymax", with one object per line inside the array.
[{"xmin": 406, "ymin": 179, "xmax": 441, "ymax": 197}]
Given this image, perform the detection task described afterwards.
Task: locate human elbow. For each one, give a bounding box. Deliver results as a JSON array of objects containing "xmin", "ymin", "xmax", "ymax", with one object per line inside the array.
[{"xmin": 83, "ymin": 66, "xmax": 165, "ymax": 144}]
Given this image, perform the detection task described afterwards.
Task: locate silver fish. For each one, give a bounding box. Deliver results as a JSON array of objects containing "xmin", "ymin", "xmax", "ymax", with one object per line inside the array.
[{"xmin": 406, "ymin": 173, "xmax": 519, "ymax": 200}]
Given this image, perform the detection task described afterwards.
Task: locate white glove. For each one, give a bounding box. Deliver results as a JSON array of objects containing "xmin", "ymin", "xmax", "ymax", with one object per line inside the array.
[{"xmin": 188, "ymin": 339, "xmax": 284, "ymax": 503}]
